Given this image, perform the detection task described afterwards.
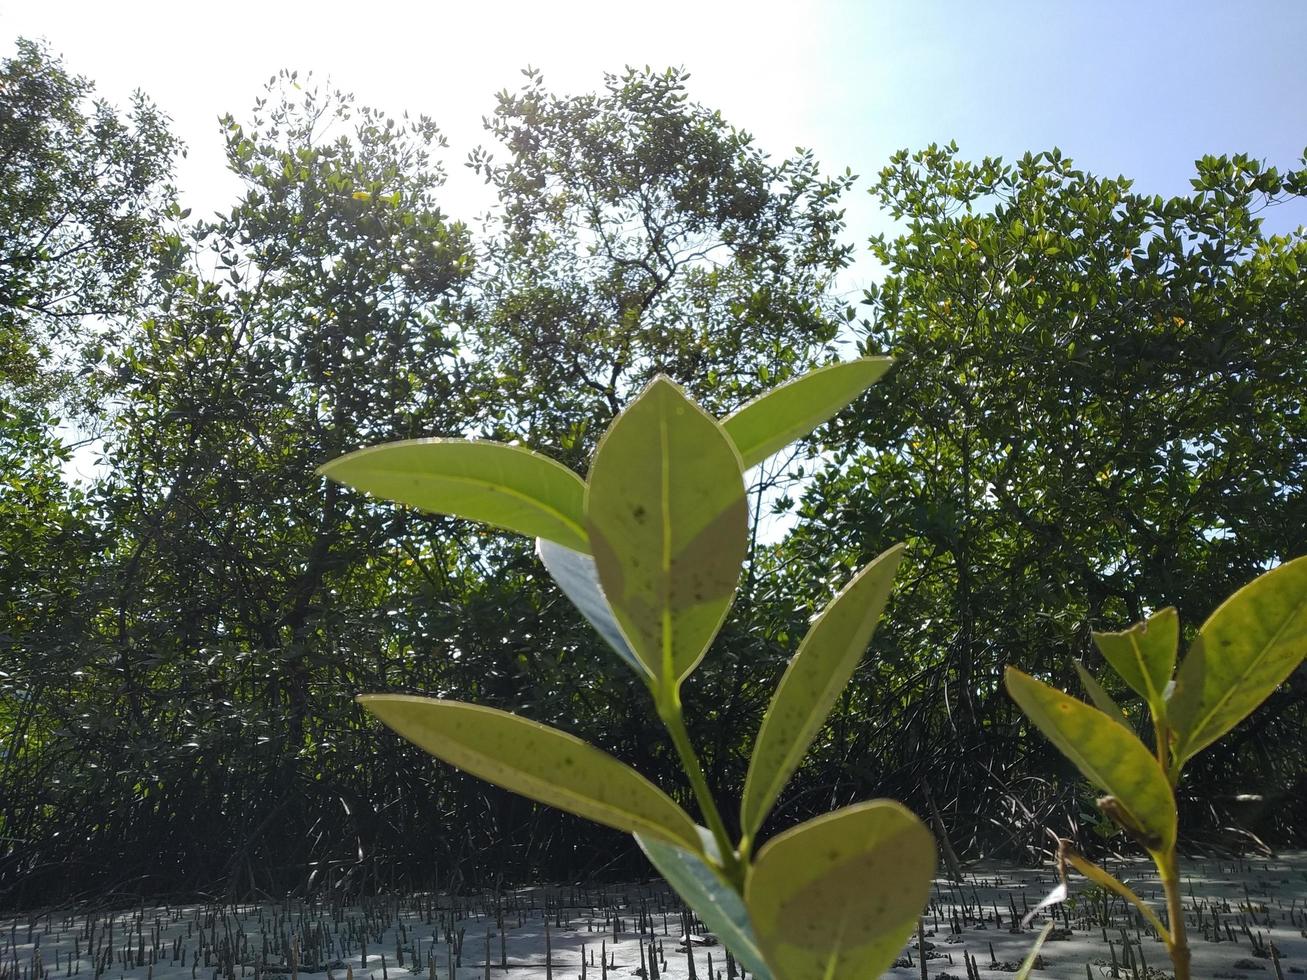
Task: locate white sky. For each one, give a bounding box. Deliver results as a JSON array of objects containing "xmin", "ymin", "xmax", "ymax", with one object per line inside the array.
[
  {"xmin": 3, "ymin": 1, "xmax": 838, "ymax": 247},
  {"xmin": 8, "ymin": 0, "xmax": 1306, "ymax": 306}
]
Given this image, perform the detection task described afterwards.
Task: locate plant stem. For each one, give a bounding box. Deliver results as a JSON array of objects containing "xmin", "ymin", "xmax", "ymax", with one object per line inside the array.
[
  {"xmin": 1152, "ymin": 712, "xmax": 1168, "ymax": 772},
  {"xmin": 1152, "ymin": 705, "xmax": 1189, "ymax": 979},
  {"xmin": 1160, "ymin": 848, "xmax": 1191, "ymax": 980},
  {"xmin": 658, "ymin": 691, "xmax": 744, "ymax": 888},
  {"xmin": 1061, "ymin": 847, "xmax": 1171, "ymax": 943}
]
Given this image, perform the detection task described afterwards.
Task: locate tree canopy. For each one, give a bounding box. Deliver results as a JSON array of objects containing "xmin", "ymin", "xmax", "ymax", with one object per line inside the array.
[
  {"xmin": 0, "ymin": 45, "xmax": 1303, "ymax": 907},
  {"xmin": 777, "ymin": 143, "xmax": 1307, "ymax": 854}
]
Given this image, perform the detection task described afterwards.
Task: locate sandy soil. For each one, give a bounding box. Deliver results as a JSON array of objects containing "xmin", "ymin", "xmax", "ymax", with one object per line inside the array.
[{"xmin": 3, "ymin": 853, "xmax": 1303, "ymax": 980}]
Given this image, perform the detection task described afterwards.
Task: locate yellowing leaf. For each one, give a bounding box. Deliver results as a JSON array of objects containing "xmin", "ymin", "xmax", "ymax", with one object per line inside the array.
[
  {"xmin": 319, "ymin": 439, "xmax": 588, "ymax": 551},
  {"xmin": 586, "ymin": 376, "xmax": 747, "ymax": 690},
  {"xmin": 1005, "ymin": 668, "xmax": 1176, "ymax": 852},
  {"xmin": 1014, "ymin": 922, "xmax": 1054, "ymax": 980},
  {"xmin": 740, "ymin": 544, "xmax": 904, "ymax": 839},
  {"xmin": 1169, "ymin": 555, "xmax": 1307, "ymax": 767},
  {"xmin": 721, "ymin": 358, "xmax": 892, "ymax": 470},
  {"xmin": 746, "ymin": 801, "xmax": 934, "ymax": 980},
  {"xmin": 358, "ymin": 695, "xmax": 699, "ymax": 849},
  {"xmin": 1072, "ymin": 660, "xmax": 1130, "ymax": 730},
  {"xmin": 1092, "ymin": 607, "xmax": 1177, "ymax": 710}
]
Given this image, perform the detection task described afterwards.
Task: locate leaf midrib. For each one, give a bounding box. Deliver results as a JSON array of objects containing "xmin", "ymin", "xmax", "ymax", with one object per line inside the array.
[
  {"xmin": 1024, "ymin": 688, "xmax": 1169, "ymax": 846},
  {"xmin": 1184, "ymin": 595, "xmax": 1307, "ymax": 755},
  {"xmin": 368, "ymin": 464, "xmax": 587, "ymax": 543},
  {"xmin": 749, "ymin": 601, "xmax": 880, "ymax": 835},
  {"xmin": 462, "ymin": 741, "xmax": 688, "ymax": 842},
  {"xmin": 660, "ymin": 413, "xmax": 673, "ymax": 686},
  {"xmin": 1128, "ymin": 632, "xmax": 1163, "ymax": 704}
]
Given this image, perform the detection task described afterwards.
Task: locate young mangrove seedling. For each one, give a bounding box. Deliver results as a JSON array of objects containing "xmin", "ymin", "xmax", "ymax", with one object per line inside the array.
[
  {"xmin": 319, "ymin": 360, "xmax": 937, "ymax": 980},
  {"xmin": 1004, "ymin": 557, "xmax": 1307, "ymax": 980}
]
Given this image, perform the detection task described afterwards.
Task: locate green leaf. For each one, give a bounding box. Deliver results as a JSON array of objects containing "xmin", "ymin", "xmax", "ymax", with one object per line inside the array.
[
  {"xmin": 1072, "ymin": 660, "xmax": 1130, "ymax": 730},
  {"xmin": 357, "ymin": 695, "xmax": 698, "ymax": 849},
  {"xmin": 536, "ymin": 539, "xmax": 649, "ymax": 682},
  {"xmin": 1091, "ymin": 607, "xmax": 1178, "ymax": 709},
  {"xmin": 1004, "ymin": 668, "xmax": 1176, "ymax": 852},
  {"xmin": 746, "ymin": 801, "xmax": 935, "ymax": 980},
  {"xmin": 722, "ymin": 358, "xmax": 893, "ymax": 470},
  {"xmin": 636, "ymin": 829, "xmax": 773, "ymax": 980},
  {"xmin": 319, "ymin": 439, "xmax": 587, "ymax": 551},
  {"xmin": 586, "ymin": 376, "xmax": 748, "ymax": 690},
  {"xmin": 1169, "ymin": 555, "xmax": 1307, "ymax": 767},
  {"xmin": 740, "ymin": 544, "xmax": 905, "ymax": 839}
]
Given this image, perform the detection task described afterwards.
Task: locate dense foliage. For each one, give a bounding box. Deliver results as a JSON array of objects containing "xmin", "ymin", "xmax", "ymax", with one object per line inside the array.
[
  {"xmin": 779, "ymin": 144, "xmax": 1307, "ymax": 856},
  {"xmin": 1, "ymin": 42, "xmax": 1304, "ymax": 908}
]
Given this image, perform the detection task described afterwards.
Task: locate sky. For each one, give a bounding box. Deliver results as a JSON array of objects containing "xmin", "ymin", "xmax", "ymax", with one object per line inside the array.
[{"xmin": 6, "ymin": 0, "xmax": 1307, "ymax": 309}]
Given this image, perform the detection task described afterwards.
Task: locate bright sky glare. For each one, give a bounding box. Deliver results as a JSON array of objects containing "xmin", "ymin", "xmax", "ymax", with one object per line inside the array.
[
  {"xmin": 8, "ymin": 0, "xmax": 1306, "ymax": 521},
  {"xmin": 7, "ymin": 0, "xmax": 1307, "ymax": 307}
]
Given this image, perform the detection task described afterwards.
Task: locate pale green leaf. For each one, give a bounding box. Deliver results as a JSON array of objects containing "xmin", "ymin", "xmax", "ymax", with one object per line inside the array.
[
  {"xmin": 358, "ymin": 695, "xmax": 698, "ymax": 849},
  {"xmin": 740, "ymin": 544, "xmax": 905, "ymax": 839},
  {"xmin": 319, "ymin": 439, "xmax": 587, "ymax": 551},
  {"xmin": 1004, "ymin": 668, "xmax": 1176, "ymax": 851},
  {"xmin": 536, "ymin": 538, "xmax": 649, "ymax": 683},
  {"xmin": 746, "ymin": 800, "xmax": 935, "ymax": 980},
  {"xmin": 1169, "ymin": 555, "xmax": 1307, "ymax": 766},
  {"xmin": 1072, "ymin": 660, "xmax": 1130, "ymax": 730},
  {"xmin": 586, "ymin": 376, "xmax": 748, "ymax": 690},
  {"xmin": 722, "ymin": 358, "xmax": 893, "ymax": 470},
  {"xmin": 1091, "ymin": 607, "xmax": 1178, "ymax": 709},
  {"xmin": 636, "ymin": 828, "xmax": 773, "ymax": 980}
]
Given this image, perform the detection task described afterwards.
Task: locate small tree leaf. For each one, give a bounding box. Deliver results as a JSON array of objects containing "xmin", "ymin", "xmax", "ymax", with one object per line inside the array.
[
  {"xmin": 1072, "ymin": 660, "xmax": 1130, "ymax": 730},
  {"xmin": 722, "ymin": 358, "xmax": 893, "ymax": 470},
  {"xmin": 1004, "ymin": 668, "xmax": 1176, "ymax": 852},
  {"xmin": 536, "ymin": 538, "xmax": 650, "ymax": 683},
  {"xmin": 319, "ymin": 439, "xmax": 588, "ymax": 550},
  {"xmin": 1169, "ymin": 555, "xmax": 1307, "ymax": 767},
  {"xmin": 636, "ymin": 829, "xmax": 773, "ymax": 980},
  {"xmin": 1091, "ymin": 607, "xmax": 1178, "ymax": 709},
  {"xmin": 358, "ymin": 695, "xmax": 698, "ymax": 849},
  {"xmin": 740, "ymin": 544, "xmax": 905, "ymax": 839},
  {"xmin": 746, "ymin": 800, "xmax": 935, "ymax": 980},
  {"xmin": 586, "ymin": 376, "xmax": 748, "ymax": 690}
]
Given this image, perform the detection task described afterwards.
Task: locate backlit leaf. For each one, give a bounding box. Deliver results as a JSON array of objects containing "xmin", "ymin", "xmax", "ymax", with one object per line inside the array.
[
  {"xmin": 636, "ymin": 828, "xmax": 773, "ymax": 980},
  {"xmin": 1004, "ymin": 668, "xmax": 1176, "ymax": 851},
  {"xmin": 1072, "ymin": 660, "xmax": 1130, "ymax": 730},
  {"xmin": 1169, "ymin": 555, "xmax": 1307, "ymax": 767},
  {"xmin": 746, "ymin": 800, "xmax": 935, "ymax": 980},
  {"xmin": 586, "ymin": 376, "xmax": 748, "ymax": 690},
  {"xmin": 722, "ymin": 358, "xmax": 893, "ymax": 470},
  {"xmin": 536, "ymin": 538, "xmax": 649, "ymax": 682},
  {"xmin": 319, "ymin": 439, "xmax": 587, "ymax": 550},
  {"xmin": 358, "ymin": 695, "xmax": 698, "ymax": 848},
  {"xmin": 1092, "ymin": 607, "xmax": 1177, "ymax": 709},
  {"xmin": 740, "ymin": 544, "xmax": 905, "ymax": 839}
]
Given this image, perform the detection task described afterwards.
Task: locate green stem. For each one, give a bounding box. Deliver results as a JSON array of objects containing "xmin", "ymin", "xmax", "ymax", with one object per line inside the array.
[
  {"xmin": 1152, "ymin": 712, "xmax": 1168, "ymax": 772},
  {"xmin": 1160, "ymin": 848, "xmax": 1191, "ymax": 980},
  {"xmin": 1152, "ymin": 704, "xmax": 1189, "ymax": 979},
  {"xmin": 658, "ymin": 691, "xmax": 744, "ymax": 889}
]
